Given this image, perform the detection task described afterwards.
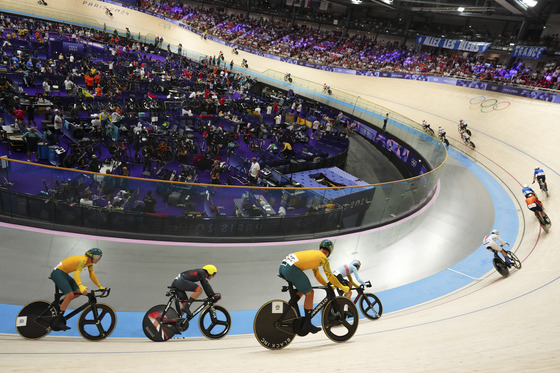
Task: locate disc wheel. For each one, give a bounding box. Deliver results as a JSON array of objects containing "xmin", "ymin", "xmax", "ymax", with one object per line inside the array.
[
  {"xmin": 321, "ymin": 297, "xmax": 359, "ymax": 343},
  {"xmin": 254, "ymin": 300, "xmax": 297, "ymax": 350},
  {"xmin": 16, "ymin": 301, "xmax": 55, "ymax": 339},
  {"xmin": 198, "ymin": 305, "xmax": 231, "ymax": 339},
  {"xmin": 358, "ymin": 293, "xmax": 383, "ymax": 320},
  {"xmin": 78, "ymin": 303, "xmax": 117, "ymax": 341},
  {"xmin": 493, "ymin": 257, "xmax": 509, "ymax": 278},
  {"xmin": 142, "ymin": 304, "xmax": 179, "ymax": 342}
]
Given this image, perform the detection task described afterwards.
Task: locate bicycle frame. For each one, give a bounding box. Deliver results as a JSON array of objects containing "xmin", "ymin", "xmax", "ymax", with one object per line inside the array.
[{"xmin": 57, "ymin": 288, "xmax": 111, "ymax": 322}]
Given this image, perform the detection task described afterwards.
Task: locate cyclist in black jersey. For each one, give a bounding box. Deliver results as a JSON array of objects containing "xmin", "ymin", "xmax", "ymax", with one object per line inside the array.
[{"xmin": 171, "ymin": 265, "xmax": 219, "ymax": 318}]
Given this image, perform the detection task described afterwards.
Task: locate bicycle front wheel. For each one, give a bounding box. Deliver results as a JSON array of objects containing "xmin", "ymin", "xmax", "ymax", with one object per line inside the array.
[
  {"xmin": 507, "ymin": 251, "xmax": 522, "ymax": 270},
  {"xmin": 142, "ymin": 304, "xmax": 179, "ymax": 342},
  {"xmin": 199, "ymin": 305, "xmax": 231, "ymax": 339},
  {"xmin": 78, "ymin": 303, "xmax": 117, "ymax": 341},
  {"xmin": 359, "ymin": 293, "xmax": 383, "ymax": 320},
  {"xmin": 16, "ymin": 301, "xmax": 55, "ymax": 339},
  {"xmin": 254, "ymin": 300, "xmax": 297, "ymax": 350},
  {"xmin": 322, "ymin": 297, "xmax": 359, "ymax": 343}
]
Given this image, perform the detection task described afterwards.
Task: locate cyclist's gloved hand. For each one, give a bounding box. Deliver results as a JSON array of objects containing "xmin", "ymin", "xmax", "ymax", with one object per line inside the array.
[
  {"xmin": 79, "ymin": 285, "xmax": 88, "ymax": 293},
  {"xmin": 212, "ymin": 293, "xmax": 221, "ymax": 302},
  {"xmin": 98, "ymin": 285, "xmax": 106, "ymax": 290},
  {"xmin": 341, "ymin": 286, "xmax": 350, "ymax": 293}
]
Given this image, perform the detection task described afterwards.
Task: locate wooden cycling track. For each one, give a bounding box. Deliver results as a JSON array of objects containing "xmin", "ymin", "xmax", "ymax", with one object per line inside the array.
[{"xmin": 1, "ymin": 0, "xmax": 560, "ymax": 371}]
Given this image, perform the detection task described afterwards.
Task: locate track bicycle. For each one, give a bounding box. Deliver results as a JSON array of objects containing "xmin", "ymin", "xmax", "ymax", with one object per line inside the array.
[
  {"xmin": 535, "ymin": 179, "xmax": 549, "ymax": 197},
  {"xmin": 534, "ymin": 209, "xmax": 551, "ymax": 233},
  {"xmin": 438, "ymin": 132, "xmax": 450, "ymax": 146},
  {"xmin": 253, "ymin": 276, "xmax": 359, "ymax": 350},
  {"xmin": 492, "ymin": 250, "xmax": 521, "ymax": 278},
  {"xmin": 352, "ymin": 281, "xmax": 383, "ymax": 320},
  {"xmin": 142, "ymin": 287, "xmax": 231, "ymax": 342},
  {"xmin": 284, "ymin": 73, "xmax": 293, "ymax": 83},
  {"xmin": 461, "ymin": 133, "xmax": 476, "ymax": 149},
  {"xmin": 16, "ymin": 287, "xmax": 116, "ymax": 341},
  {"xmin": 458, "ymin": 122, "xmax": 472, "ymax": 136}
]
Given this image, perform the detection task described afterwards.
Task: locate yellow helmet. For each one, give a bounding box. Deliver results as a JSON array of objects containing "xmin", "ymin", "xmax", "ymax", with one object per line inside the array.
[{"xmin": 202, "ymin": 264, "xmax": 217, "ymax": 276}]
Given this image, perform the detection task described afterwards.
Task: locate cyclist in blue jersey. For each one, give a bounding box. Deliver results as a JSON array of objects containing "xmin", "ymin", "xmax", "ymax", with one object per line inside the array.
[
  {"xmin": 533, "ymin": 167, "xmax": 547, "ymax": 190},
  {"xmin": 333, "ymin": 260, "xmax": 366, "ymax": 299},
  {"xmin": 522, "ymin": 184, "xmax": 536, "ymax": 198}
]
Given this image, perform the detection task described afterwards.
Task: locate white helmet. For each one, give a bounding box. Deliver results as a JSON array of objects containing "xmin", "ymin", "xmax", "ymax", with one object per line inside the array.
[
  {"xmin": 491, "ymin": 229, "xmax": 499, "ymax": 235},
  {"xmin": 523, "ymin": 184, "xmax": 528, "ymax": 188}
]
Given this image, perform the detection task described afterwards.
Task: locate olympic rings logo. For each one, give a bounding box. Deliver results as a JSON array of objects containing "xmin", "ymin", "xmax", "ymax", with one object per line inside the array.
[
  {"xmin": 469, "ymin": 96, "xmax": 510, "ymax": 113},
  {"xmin": 159, "ymin": 22, "xmax": 174, "ymax": 30}
]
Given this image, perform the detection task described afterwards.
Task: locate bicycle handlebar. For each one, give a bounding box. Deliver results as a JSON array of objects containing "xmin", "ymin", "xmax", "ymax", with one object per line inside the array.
[{"xmin": 91, "ymin": 288, "xmax": 111, "ymax": 298}]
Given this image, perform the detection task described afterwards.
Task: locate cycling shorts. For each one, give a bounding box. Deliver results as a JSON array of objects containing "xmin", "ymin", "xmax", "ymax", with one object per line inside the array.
[
  {"xmin": 50, "ymin": 268, "xmax": 79, "ymax": 295},
  {"xmin": 171, "ymin": 277, "xmax": 200, "ymax": 300},
  {"xmin": 527, "ymin": 203, "xmax": 543, "ymax": 212},
  {"xmin": 537, "ymin": 175, "xmax": 546, "ymax": 182},
  {"xmin": 484, "ymin": 242, "xmax": 502, "ymax": 253},
  {"xmin": 335, "ymin": 274, "xmax": 350, "ymax": 287},
  {"xmin": 279, "ymin": 261, "xmax": 311, "ymax": 294}
]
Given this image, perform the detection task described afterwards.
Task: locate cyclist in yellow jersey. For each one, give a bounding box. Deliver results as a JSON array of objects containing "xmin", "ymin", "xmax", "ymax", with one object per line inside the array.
[
  {"xmin": 49, "ymin": 248, "xmax": 105, "ymax": 330},
  {"xmin": 279, "ymin": 239, "xmax": 349, "ymax": 334}
]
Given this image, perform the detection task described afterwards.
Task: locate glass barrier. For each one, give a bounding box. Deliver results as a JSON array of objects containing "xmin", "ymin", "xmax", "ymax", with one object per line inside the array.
[{"xmin": 0, "ymin": 103, "xmax": 446, "ymax": 243}]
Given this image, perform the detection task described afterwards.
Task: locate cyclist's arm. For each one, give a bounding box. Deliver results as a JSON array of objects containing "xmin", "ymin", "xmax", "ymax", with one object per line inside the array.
[
  {"xmin": 87, "ymin": 265, "xmax": 102, "ymax": 288},
  {"xmin": 346, "ymin": 274, "xmax": 360, "ymax": 288},
  {"xmin": 312, "ymin": 268, "xmax": 328, "ymax": 286},
  {"xmin": 73, "ymin": 258, "xmax": 88, "ymax": 290},
  {"xmin": 319, "ymin": 258, "xmax": 346, "ymax": 290},
  {"xmin": 199, "ymin": 271, "xmax": 215, "ymax": 298},
  {"xmin": 349, "ymin": 267, "xmax": 366, "ymax": 287}
]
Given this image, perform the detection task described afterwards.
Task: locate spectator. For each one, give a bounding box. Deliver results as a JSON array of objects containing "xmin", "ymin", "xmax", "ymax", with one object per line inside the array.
[{"xmin": 21, "ymin": 127, "xmax": 41, "ymax": 162}]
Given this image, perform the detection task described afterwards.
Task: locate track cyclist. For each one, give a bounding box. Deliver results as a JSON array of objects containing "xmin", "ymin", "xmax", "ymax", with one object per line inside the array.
[
  {"xmin": 279, "ymin": 239, "xmax": 350, "ymax": 334},
  {"xmin": 49, "ymin": 248, "xmax": 105, "ymax": 330},
  {"xmin": 482, "ymin": 230, "xmax": 512, "ymax": 267},
  {"xmin": 170, "ymin": 265, "xmax": 220, "ymax": 319},
  {"xmin": 525, "ymin": 193, "xmax": 550, "ymax": 222},
  {"xmin": 333, "ymin": 260, "xmax": 367, "ymax": 299},
  {"xmin": 533, "ymin": 167, "xmax": 548, "ymax": 190}
]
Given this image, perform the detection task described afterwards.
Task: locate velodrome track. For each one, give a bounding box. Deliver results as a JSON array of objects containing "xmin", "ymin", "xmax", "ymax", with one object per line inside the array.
[{"xmin": 1, "ymin": 1, "xmax": 560, "ymax": 371}]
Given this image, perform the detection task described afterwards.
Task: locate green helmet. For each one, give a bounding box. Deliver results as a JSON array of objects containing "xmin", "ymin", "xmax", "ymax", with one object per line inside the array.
[
  {"xmin": 85, "ymin": 248, "xmax": 103, "ymax": 260},
  {"xmin": 319, "ymin": 239, "xmax": 333, "ymax": 255}
]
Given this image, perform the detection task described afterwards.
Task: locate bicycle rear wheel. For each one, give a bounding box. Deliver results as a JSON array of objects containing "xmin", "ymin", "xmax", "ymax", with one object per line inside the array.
[
  {"xmin": 16, "ymin": 301, "xmax": 56, "ymax": 339},
  {"xmin": 142, "ymin": 304, "xmax": 179, "ymax": 342},
  {"xmin": 358, "ymin": 293, "xmax": 383, "ymax": 320},
  {"xmin": 254, "ymin": 300, "xmax": 297, "ymax": 350},
  {"xmin": 322, "ymin": 297, "xmax": 359, "ymax": 343},
  {"xmin": 493, "ymin": 257, "xmax": 509, "ymax": 278},
  {"xmin": 199, "ymin": 305, "xmax": 231, "ymax": 339},
  {"xmin": 78, "ymin": 303, "xmax": 117, "ymax": 341}
]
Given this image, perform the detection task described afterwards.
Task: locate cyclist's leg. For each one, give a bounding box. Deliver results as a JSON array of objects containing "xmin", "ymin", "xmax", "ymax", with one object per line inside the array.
[
  {"xmin": 336, "ymin": 274, "xmax": 351, "ymax": 299},
  {"xmin": 171, "ymin": 277, "xmax": 199, "ymax": 318},
  {"xmin": 279, "ymin": 264, "xmax": 320, "ymax": 333},
  {"xmin": 50, "ymin": 269, "xmax": 79, "ymax": 330}
]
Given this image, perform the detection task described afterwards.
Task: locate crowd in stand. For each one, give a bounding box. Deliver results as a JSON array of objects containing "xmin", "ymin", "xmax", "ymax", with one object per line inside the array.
[{"xmin": 134, "ymin": 0, "xmax": 560, "ymax": 90}]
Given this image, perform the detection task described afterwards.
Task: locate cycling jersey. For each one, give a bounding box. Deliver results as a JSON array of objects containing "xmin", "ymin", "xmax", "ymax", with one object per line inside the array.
[
  {"xmin": 55, "ymin": 255, "xmax": 101, "ymax": 289},
  {"xmin": 482, "ymin": 233, "xmax": 506, "ymax": 252},
  {"xmin": 333, "ymin": 263, "xmax": 366, "ymax": 287},
  {"xmin": 176, "ymin": 269, "xmax": 215, "ymax": 297},
  {"xmin": 525, "ymin": 194, "xmax": 543, "ymax": 211},
  {"xmin": 534, "ymin": 169, "xmax": 545, "ymax": 178},
  {"xmin": 522, "ymin": 186, "xmax": 535, "ymax": 198},
  {"xmin": 282, "ymin": 250, "xmax": 346, "ymax": 290}
]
